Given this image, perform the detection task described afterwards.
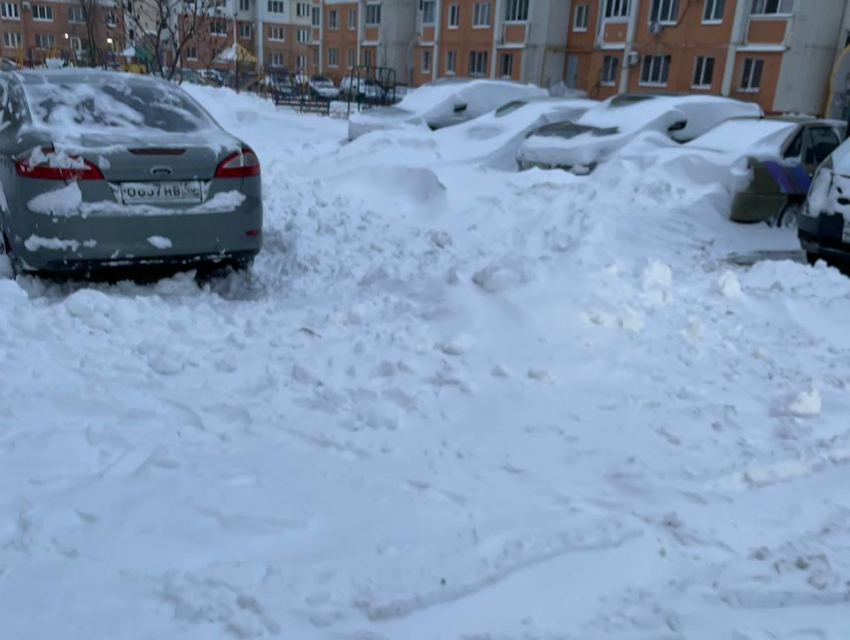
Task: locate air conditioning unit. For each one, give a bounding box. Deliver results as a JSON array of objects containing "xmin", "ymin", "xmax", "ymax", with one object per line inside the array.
[
  {"xmin": 627, "ymin": 51, "xmax": 639, "ymax": 66},
  {"xmin": 22, "ymin": 1, "xmax": 31, "ymax": 9},
  {"xmin": 648, "ymin": 21, "xmax": 663, "ymax": 35}
]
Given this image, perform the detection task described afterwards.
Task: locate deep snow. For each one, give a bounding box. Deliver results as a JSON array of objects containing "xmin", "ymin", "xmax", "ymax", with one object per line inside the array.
[{"xmin": 0, "ymin": 84, "xmax": 848, "ymax": 640}]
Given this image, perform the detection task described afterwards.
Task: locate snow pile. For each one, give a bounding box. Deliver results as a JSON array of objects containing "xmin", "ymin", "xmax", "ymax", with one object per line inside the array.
[{"xmin": 0, "ymin": 84, "xmax": 848, "ymax": 640}]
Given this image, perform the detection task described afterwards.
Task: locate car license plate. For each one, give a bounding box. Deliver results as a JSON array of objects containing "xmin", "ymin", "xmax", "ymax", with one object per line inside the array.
[{"xmin": 121, "ymin": 181, "xmax": 202, "ymax": 205}]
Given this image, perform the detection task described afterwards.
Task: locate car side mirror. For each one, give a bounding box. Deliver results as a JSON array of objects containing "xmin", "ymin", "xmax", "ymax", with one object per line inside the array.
[{"xmin": 667, "ymin": 120, "xmax": 687, "ymax": 132}]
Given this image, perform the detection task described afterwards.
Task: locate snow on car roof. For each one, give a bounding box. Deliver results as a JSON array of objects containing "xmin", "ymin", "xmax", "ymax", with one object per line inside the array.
[
  {"xmin": 395, "ymin": 79, "xmax": 547, "ymax": 116},
  {"xmin": 684, "ymin": 118, "xmax": 799, "ymax": 154},
  {"xmin": 15, "ymin": 69, "xmax": 218, "ymax": 138},
  {"xmin": 577, "ymin": 94, "xmax": 761, "ymax": 132}
]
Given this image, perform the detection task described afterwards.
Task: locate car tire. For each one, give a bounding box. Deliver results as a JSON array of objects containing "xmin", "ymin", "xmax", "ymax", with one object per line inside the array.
[{"xmin": 769, "ymin": 200, "xmax": 801, "ymax": 229}]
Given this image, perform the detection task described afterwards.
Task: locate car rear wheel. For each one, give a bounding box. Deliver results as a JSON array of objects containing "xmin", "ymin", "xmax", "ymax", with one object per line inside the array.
[{"xmin": 769, "ymin": 201, "xmax": 801, "ymax": 229}]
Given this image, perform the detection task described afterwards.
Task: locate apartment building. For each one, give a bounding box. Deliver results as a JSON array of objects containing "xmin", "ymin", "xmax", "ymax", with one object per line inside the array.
[
  {"xmin": 0, "ymin": 0, "xmax": 125, "ymax": 66},
  {"xmin": 411, "ymin": 0, "xmax": 568, "ymax": 86},
  {"xmin": 565, "ymin": 0, "xmax": 849, "ymax": 115}
]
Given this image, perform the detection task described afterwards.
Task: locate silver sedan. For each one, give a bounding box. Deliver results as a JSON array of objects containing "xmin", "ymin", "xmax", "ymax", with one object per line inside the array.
[{"xmin": 0, "ymin": 69, "xmax": 262, "ymax": 275}]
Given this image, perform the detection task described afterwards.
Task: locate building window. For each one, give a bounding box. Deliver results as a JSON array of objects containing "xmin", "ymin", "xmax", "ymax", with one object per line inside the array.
[
  {"xmin": 365, "ymin": 3, "xmax": 381, "ymax": 25},
  {"xmin": 421, "ymin": 49, "xmax": 431, "ymax": 72},
  {"xmin": 469, "ymin": 51, "xmax": 488, "ymax": 75},
  {"xmin": 448, "ymin": 3, "xmax": 459, "ymax": 27},
  {"xmin": 649, "ymin": 0, "xmax": 678, "ymax": 24},
  {"xmin": 1, "ymin": 2, "xmax": 18, "ymax": 20},
  {"xmin": 740, "ymin": 57, "xmax": 763, "ymax": 90},
  {"xmin": 703, "ymin": 0, "xmax": 725, "ymax": 22},
  {"xmin": 604, "ymin": 0, "xmax": 630, "ymax": 19},
  {"xmin": 504, "ymin": 0, "xmax": 528, "ymax": 21},
  {"xmin": 601, "ymin": 55, "xmax": 619, "ymax": 85},
  {"xmin": 574, "ymin": 4, "xmax": 588, "ymax": 31},
  {"xmin": 363, "ymin": 49, "xmax": 372, "ymax": 67},
  {"xmin": 348, "ymin": 8, "xmax": 356, "ymax": 28},
  {"xmin": 446, "ymin": 50, "xmax": 456, "ymax": 73},
  {"xmin": 640, "ymin": 54, "xmax": 671, "ymax": 85},
  {"xmin": 212, "ymin": 48, "xmax": 221, "ymax": 59},
  {"xmin": 499, "ymin": 52, "xmax": 513, "ymax": 77},
  {"xmin": 3, "ymin": 31, "xmax": 21, "ymax": 48},
  {"xmin": 34, "ymin": 33, "xmax": 55, "ymax": 48},
  {"xmin": 750, "ymin": 0, "xmax": 793, "ymax": 15},
  {"xmin": 328, "ymin": 9, "xmax": 338, "ymax": 28},
  {"xmin": 472, "ymin": 2, "xmax": 490, "ymax": 27},
  {"xmin": 422, "ymin": 0, "xmax": 436, "ymax": 24},
  {"xmin": 211, "ymin": 19, "xmax": 227, "ymax": 36},
  {"xmin": 267, "ymin": 0, "xmax": 284, "ymax": 13},
  {"xmin": 185, "ymin": 46, "xmax": 198, "ymax": 60},
  {"xmin": 311, "ymin": 47, "xmax": 318, "ymax": 66},
  {"xmin": 268, "ymin": 25, "xmax": 284, "ymax": 41},
  {"xmin": 31, "ymin": 4, "xmax": 52, "ymax": 21},
  {"xmin": 297, "ymin": 28, "xmax": 310, "ymax": 42},
  {"xmin": 240, "ymin": 23, "xmax": 252, "ymax": 38},
  {"xmin": 68, "ymin": 6, "xmax": 84, "ymax": 22},
  {"xmin": 269, "ymin": 51, "xmax": 283, "ymax": 67},
  {"xmin": 347, "ymin": 48, "xmax": 355, "ymax": 68},
  {"xmin": 312, "ymin": 6, "xmax": 320, "ymax": 25},
  {"xmin": 239, "ymin": 0, "xmax": 250, "ymax": 11},
  {"xmin": 104, "ymin": 10, "xmax": 116, "ymax": 26},
  {"xmin": 70, "ymin": 35, "xmax": 82, "ymax": 52},
  {"xmin": 296, "ymin": 2, "xmax": 310, "ymax": 17},
  {"xmin": 692, "ymin": 56, "xmax": 714, "ymax": 88},
  {"xmin": 328, "ymin": 47, "xmax": 338, "ymax": 66}
]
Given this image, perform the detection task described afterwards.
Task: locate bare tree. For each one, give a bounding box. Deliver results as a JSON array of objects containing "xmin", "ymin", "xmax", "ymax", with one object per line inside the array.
[
  {"xmin": 76, "ymin": 0, "xmax": 103, "ymax": 66},
  {"xmin": 122, "ymin": 0, "xmax": 222, "ymax": 80}
]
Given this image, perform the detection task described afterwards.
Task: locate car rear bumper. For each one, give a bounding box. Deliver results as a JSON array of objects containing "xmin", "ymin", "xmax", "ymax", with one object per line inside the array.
[
  {"xmin": 7, "ymin": 202, "xmax": 262, "ymax": 273},
  {"xmin": 798, "ymin": 212, "xmax": 850, "ymax": 261}
]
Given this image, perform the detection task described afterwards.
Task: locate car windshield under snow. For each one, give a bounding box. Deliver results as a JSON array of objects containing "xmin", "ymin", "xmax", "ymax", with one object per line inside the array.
[{"xmin": 22, "ymin": 75, "xmax": 217, "ymax": 134}]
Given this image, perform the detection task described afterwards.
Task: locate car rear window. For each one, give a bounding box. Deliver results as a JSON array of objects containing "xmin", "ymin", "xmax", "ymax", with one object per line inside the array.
[{"xmin": 22, "ymin": 75, "xmax": 217, "ymax": 134}]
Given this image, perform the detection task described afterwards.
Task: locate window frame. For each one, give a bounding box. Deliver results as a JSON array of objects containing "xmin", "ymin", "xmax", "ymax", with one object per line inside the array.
[
  {"xmin": 573, "ymin": 4, "xmax": 588, "ymax": 31},
  {"xmin": 739, "ymin": 57, "xmax": 764, "ymax": 91},
  {"xmin": 447, "ymin": 3, "xmax": 459, "ymax": 27},
  {"xmin": 210, "ymin": 18, "xmax": 227, "ymax": 36},
  {"xmin": 750, "ymin": 0, "xmax": 793, "ymax": 17},
  {"xmin": 34, "ymin": 33, "xmax": 55, "ymax": 49},
  {"xmin": 268, "ymin": 51, "xmax": 284, "ymax": 67},
  {"xmin": 0, "ymin": 2, "xmax": 19, "ymax": 20},
  {"xmin": 267, "ymin": 0, "xmax": 284, "ymax": 14},
  {"xmin": 692, "ymin": 55, "xmax": 714, "ymax": 89},
  {"xmin": 604, "ymin": 0, "xmax": 630, "ymax": 21},
  {"xmin": 469, "ymin": 50, "xmax": 488, "ymax": 76},
  {"xmin": 472, "ymin": 2, "xmax": 490, "ymax": 27},
  {"xmin": 328, "ymin": 9, "xmax": 339, "ymax": 28},
  {"xmin": 185, "ymin": 46, "xmax": 198, "ymax": 61},
  {"xmin": 649, "ymin": 0, "xmax": 678, "ymax": 25},
  {"xmin": 347, "ymin": 48, "xmax": 355, "ymax": 68},
  {"xmin": 67, "ymin": 5, "xmax": 84, "ymax": 23},
  {"xmin": 499, "ymin": 52, "xmax": 513, "ymax": 78},
  {"xmin": 328, "ymin": 47, "xmax": 339, "ymax": 67},
  {"xmin": 268, "ymin": 25, "xmax": 285, "ymax": 41},
  {"xmin": 296, "ymin": 2, "xmax": 310, "ymax": 18},
  {"xmin": 239, "ymin": 23, "xmax": 252, "ymax": 38},
  {"xmin": 239, "ymin": 0, "xmax": 250, "ymax": 11},
  {"xmin": 422, "ymin": 0, "xmax": 436, "ymax": 24},
  {"xmin": 32, "ymin": 4, "xmax": 53, "ymax": 21},
  {"xmin": 348, "ymin": 8, "xmax": 356, "ymax": 29},
  {"xmin": 365, "ymin": 2, "xmax": 381, "ymax": 26},
  {"xmin": 2, "ymin": 31, "xmax": 21, "ymax": 48},
  {"xmin": 702, "ymin": 0, "xmax": 725, "ymax": 23},
  {"xmin": 639, "ymin": 54, "xmax": 671, "ymax": 86},
  {"xmin": 421, "ymin": 49, "xmax": 431, "ymax": 73},
  {"xmin": 446, "ymin": 49, "xmax": 456, "ymax": 74},
  {"xmin": 296, "ymin": 27, "xmax": 310, "ymax": 43},
  {"xmin": 601, "ymin": 55, "xmax": 619, "ymax": 85},
  {"xmin": 504, "ymin": 0, "xmax": 528, "ymax": 22}
]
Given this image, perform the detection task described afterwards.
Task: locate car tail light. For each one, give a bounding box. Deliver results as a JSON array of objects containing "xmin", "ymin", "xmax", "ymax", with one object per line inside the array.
[
  {"xmin": 15, "ymin": 147, "xmax": 104, "ymax": 181},
  {"xmin": 215, "ymin": 147, "xmax": 260, "ymax": 179}
]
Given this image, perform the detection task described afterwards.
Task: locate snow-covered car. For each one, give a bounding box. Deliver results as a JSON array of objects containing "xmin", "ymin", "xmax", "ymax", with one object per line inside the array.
[
  {"xmin": 197, "ymin": 68, "xmax": 224, "ymax": 86},
  {"xmin": 517, "ymin": 93, "xmax": 763, "ymax": 173},
  {"xmin": 799, "ymin": 135, "xmax": 850, "ymax": 265},
  {"xmin": 0, "ymin": 70, "xmax": 262, "ymax": 275},
  {"xmin": 310, "ymin": 75, "xmax": 340, "ymax": 100},
  {"xmin": 686, "ymin": 117, "xmax": 844, "ymax": 227},
  {"xmin": 348, "ymin": 78, "xmax": 549, "ymax": 140}
]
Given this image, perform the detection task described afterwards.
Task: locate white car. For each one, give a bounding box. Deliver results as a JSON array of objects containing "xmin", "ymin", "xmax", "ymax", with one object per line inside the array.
[
  {"xmin": 348, "ymin": 78, "xmax": 548, "ymax": 140},
  {"xmin": 310, "ymin": 75, "xmax": 340, "ymax": 100},
  {"xmin": 517, "ymin": 93, "xmax": 763, "ymax": 173}
]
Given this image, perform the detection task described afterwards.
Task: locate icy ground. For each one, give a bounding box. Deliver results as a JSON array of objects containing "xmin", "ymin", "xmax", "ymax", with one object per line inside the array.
[{"xmin": 1, "ymin": 86, "xmax": 849, "ymax": 640}]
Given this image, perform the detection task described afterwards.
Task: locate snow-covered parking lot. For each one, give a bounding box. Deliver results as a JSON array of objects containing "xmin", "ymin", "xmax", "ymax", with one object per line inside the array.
[{"xmin": 1, "ymin": 85, "xmax": 849, "ymax": 640}]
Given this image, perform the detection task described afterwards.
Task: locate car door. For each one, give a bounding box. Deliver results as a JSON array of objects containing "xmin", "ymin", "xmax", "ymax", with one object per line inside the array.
[{"xmin": 0, "ymin": 78, "xmax": 26, "ymax": 223}]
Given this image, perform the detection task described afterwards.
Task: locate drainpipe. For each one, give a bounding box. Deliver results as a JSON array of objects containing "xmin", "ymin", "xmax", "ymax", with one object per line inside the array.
[
  {"xmin": 318, "ymin": 0, "xmax": 324, "ymax": 73},
  {"xmin": 357, "ymin": 0, "xmax": 363, "ymax": 66},
  {"xmin": 618, "ymin": 0, "xmax": 639, "ymax": 93},
  {"xmin": 432, "ymin": 0, "xmax": 441, "ymax": 81},
  {"xmin": 721, "ymin": 0, "xmax": 749, "ymax": 96},
  {"xmin": 490, "ymin": 0, "xmax": 504, "ymax": 77}
]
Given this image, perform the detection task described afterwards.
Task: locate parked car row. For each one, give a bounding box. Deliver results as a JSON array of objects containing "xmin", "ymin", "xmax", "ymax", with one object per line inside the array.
[{"xmin": 348, "ymin": 78, "xmax": 850, "ymax": 270}]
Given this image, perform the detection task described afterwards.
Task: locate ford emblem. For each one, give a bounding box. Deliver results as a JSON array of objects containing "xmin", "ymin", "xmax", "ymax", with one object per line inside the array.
[{"xmin": 151, "ymin": 166, "xmax": 172, "ymax": 177}]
